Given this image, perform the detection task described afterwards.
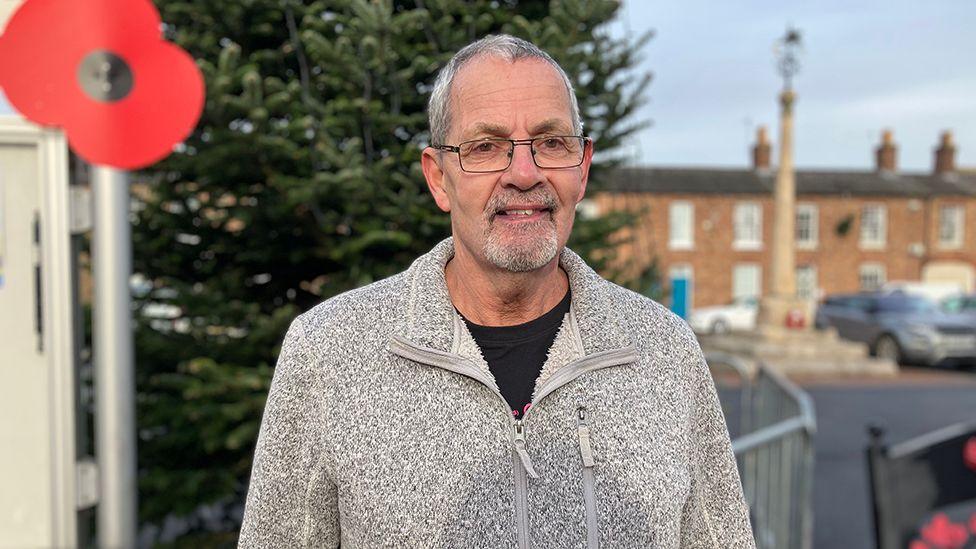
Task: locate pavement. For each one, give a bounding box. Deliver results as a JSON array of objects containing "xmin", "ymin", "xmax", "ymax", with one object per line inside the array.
[{"xmin": 795, "ymin": 368, "xmax": 976, "ymax": 549}]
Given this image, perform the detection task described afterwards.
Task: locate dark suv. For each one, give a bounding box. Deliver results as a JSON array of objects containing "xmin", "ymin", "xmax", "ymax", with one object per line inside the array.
[{"xmin": 815, "ymin": 292, "xmax": 976, "ymax": 367}]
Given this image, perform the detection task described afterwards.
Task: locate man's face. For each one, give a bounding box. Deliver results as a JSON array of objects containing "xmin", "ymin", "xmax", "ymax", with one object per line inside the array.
[{"xmin": 422, "ymin": 56, "xmax": 592, "ymax": 273}]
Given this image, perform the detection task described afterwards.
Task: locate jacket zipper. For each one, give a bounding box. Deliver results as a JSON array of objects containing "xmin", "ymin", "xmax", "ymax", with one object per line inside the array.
[
  {"xmin": 577, "ymin": 407, "xmax": 599, "ymax": 549},
  {"xmin": 514, "ymin": 420, "xmax": 540, "ymax": 478},
  {"xmin": 389, "ymin": 336, "xmax": 637, "ymax": 549},
  {"xmin": 390, "ymin": 337, "xmax": 537, "ymax": 547},
  {"xmin": 513, "ymin": 419, "xmax": 534, "ymax": 549}
]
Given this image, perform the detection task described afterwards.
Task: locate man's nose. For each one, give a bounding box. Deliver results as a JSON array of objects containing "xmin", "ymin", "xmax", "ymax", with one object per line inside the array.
[{"xmin": 505, "ymin": 142, "xmax": 544, "ymax": 189}]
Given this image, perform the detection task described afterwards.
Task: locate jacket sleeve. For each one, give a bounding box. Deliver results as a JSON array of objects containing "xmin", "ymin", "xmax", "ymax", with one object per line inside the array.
[
  {"xmin": 238, "ymin": 317, "xmax": 340, "ymax": 548},
  {"xmin": 679, "ymin": 349, "xmax": 757, "ymax": 548}
]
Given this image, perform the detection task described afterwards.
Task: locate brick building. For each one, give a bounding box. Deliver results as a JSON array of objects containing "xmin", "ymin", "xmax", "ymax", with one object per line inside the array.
[{"xmin": 592, "ymin": 130, "xmax": 976, "ymax": 310}]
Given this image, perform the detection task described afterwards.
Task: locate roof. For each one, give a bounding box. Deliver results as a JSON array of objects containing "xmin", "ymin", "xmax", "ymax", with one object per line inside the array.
[{"xmin": 603, "ymin": 166, "xmax": 976, "ymax": 197}]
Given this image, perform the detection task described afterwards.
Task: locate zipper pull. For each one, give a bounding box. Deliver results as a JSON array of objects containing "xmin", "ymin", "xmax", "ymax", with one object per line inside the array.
[
  {"xmin": 513, "ymin": 421, "xmax": 540, "ymax": 479},
  {"xmin": 577, "ymin": 407, "xmax": 595, "ymax": 468}
]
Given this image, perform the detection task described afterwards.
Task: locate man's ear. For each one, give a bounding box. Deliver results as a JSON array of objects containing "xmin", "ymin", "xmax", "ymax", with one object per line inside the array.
[
  {"xmin": 576, "ymin": 138, "xmax": 594, "ymax": 203},
  {"xmin": 421, "ymin": 148, "xmax": 452, "ymax": 213}
]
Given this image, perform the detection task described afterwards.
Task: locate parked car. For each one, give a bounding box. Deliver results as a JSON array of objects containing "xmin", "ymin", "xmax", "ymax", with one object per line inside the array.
[
  {"xmin": 941, "ymin": 293, "xmax": 976, "ymax": 316},
  {"xmin": 689, "ymin": 296, "xmax": 758, "ymax": 334},
  {"xmin": 882, "ymin": 281, "xmax": 962, "ymax": 303},
  {"xmin": 815, "ymin": 292, "xmax": 976, "ymax": 367}
]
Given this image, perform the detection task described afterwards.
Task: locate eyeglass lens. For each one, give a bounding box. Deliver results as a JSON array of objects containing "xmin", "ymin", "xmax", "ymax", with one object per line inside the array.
[{"xmin": 457, "ymin": 137, "xmax": 584, "ymax": 172}]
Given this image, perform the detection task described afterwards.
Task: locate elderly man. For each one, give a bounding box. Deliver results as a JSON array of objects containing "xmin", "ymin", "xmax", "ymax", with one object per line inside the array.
[{"xmin": 239, "ymin": 35, "xmax": 754, "ymax": 548}]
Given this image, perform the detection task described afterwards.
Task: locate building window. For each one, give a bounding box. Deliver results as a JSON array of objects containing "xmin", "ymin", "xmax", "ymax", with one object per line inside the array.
[
  {"xmin": 796, "ymin": 204, "xmax": 818, "ymax": 249},
  {"xmin": 938, "ymin": 205, "xmax": 964, "ymax": 249},
  {"xmin": 733, "ymin": 202, "xmax": 762, "ymax": 250},
  {"xmin": 860, "ymin": 204, "xmax": 887, "ymax": 249},
  {"xmin": 732, "ymin": 263, "xmax": 762, "ymax": 300},
  {"xmin": 859, "ymin": 263, "xmax": 886, "ymax": 291},
  {"xmin": 576, "ymin": 198, "xmax": 600, "ymax": 220},
  {"xmin": 669, "ymin": 201, "xmax": 694, "ymax": 250},
  {"xmin": 796, "ymin": 265, "xmax": 818, "ymax": 299}
]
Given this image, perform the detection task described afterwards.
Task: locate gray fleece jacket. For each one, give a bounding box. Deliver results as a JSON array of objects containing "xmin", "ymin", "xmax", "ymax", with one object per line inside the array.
[{"xmin": 239, "ymin": 238, "xmax": 755, "ymax": 548}]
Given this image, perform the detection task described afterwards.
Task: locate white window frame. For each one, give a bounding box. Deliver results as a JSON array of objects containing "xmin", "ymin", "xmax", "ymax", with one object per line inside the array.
[
  {"xmin": 937, "ymin": 205, "xmax": 965, "ymax": 249},
  {"xmin": 796, "ymin": 265, "xmax": 818, "ymax": 300},
  {"xmin": 575, "ymin": 198, "xmax": 600, "ymax": 220},
  {"xmin": 860, "ymin": 204, "xmax": 887, "ymax": 249},
  {"xmin": 859, "ymin": 263, "xmax": 887, "ymax": 291},
  {"xmin": 732, "ymin": 263, "xmax": 762, "ymax": 301},
  {"xmin": 669, "ymin": 201, "xmax": 694, "ymax": 250},
  {"xmin": 795, "ymin": 203, "xmax": 819, "ymax": 249},
  {"xmin": 733, "ymin": 202, "xmax": 763, "ymax": 250}
]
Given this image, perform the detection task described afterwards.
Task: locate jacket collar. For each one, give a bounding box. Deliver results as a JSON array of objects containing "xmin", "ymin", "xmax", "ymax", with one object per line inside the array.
[{"xmin": 398, "ymin": 237, "xmax": 633, "ymax": 357}]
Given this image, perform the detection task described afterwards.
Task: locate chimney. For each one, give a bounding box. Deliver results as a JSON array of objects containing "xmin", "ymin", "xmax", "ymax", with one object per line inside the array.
[
  {"xmin": 934, "ymin": 131, "xmax": 956, "ymax": 175},
  {"xmin": 875, "ymin": 129, "xmax": 897, "ymax": 172},
  {"xmin": 752, "ymin": 126, "xmax": 771, "ymax": 170}
]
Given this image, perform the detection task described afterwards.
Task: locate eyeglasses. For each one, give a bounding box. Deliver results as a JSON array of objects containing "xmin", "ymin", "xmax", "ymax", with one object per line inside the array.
[{"xmin": 430, "ymin": 135, "xmax": 589, "ymax": 173}]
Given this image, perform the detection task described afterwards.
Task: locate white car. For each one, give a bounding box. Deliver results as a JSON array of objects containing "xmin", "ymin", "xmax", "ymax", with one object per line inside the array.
[{"xmin": 689, "ymin": 296, "xmax": 759, "ymax": 335}]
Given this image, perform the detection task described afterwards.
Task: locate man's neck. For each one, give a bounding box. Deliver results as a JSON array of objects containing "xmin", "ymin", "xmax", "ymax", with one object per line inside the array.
[{"xmin": 445, "ymin": 247, "xmax": 569, "ymax": 327}]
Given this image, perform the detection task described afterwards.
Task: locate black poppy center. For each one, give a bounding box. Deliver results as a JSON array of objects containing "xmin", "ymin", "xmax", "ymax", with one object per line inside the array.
[{"xmin": 77, "ymin": 50, "xmax": 134, "ymax": 102}]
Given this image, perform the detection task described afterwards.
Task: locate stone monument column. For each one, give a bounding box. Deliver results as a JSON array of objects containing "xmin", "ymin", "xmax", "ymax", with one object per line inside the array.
[
  {"xmin": 701, "ymin": 27, "xmax": 897, "ymax": 376},
  {"xmin": 769, "ymin": 89, "xmax": 797, "ymax": 299},
  {"xmin": 758, "ymin": 28, "xmax": 807, "ymax": 331}
]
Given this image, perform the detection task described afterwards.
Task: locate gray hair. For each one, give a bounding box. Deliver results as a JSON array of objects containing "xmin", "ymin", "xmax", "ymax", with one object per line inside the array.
[{"xmin": 427, "ymin": 34, "xmax": 583, "ymax": 145}]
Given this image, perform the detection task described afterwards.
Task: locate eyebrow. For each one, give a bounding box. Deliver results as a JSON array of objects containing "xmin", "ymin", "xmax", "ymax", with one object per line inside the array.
[
  {"xmin": 463, "ymin": 123, "xmax": 511, "ymax": 140},
  {"xmin": 462, "ymin": 119, "xmax": 574, "ymax": 141},
  {"xmin": 529, "ymin": 119, "xmax": 572, "ymax": 135}
]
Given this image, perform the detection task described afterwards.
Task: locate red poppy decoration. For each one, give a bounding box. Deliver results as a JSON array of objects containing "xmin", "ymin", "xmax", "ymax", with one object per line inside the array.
[
  {"xmin": 964, "ymin": 437, "xmax": 976, "ymax": 472},
  {"xmin": 0, "ymin": 0, "xmax": 204, "ymax": 170},
  {"xmin": 919, "ymin": 513, "xmax": 969, "ymax": 549}
]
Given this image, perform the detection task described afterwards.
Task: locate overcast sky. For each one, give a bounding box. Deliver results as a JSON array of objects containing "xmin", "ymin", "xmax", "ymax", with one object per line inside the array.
[{"xmin": 611, "ymin": 0, "xmax": 976, "ymax": 172}]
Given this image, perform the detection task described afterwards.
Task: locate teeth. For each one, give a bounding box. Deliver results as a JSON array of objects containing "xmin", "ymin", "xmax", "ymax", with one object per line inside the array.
[{"xmin": 504, "ymin": 209, "xmax": 535, "ymax": 216}]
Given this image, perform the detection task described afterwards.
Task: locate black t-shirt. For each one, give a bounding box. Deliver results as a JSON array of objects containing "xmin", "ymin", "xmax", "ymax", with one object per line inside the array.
[{"xmin": 460, "ymin": 289, "xmax": 571, "ymax": 419}]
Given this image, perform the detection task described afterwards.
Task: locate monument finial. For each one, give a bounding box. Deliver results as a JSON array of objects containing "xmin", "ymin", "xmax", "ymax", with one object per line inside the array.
[{"xmin": 774, "ymin": 26, "xmax": 803, "ymax": 91}]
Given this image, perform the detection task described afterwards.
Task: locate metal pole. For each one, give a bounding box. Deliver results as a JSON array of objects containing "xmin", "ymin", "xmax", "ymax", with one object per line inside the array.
[{"xmin": 92, "ymin": 165, "xmax": 137, "ymax": 547}]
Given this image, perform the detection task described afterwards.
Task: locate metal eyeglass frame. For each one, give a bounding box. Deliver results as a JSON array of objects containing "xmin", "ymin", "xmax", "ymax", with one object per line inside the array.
[{"xmin": 429, "ymin": 135, "xmax": 590, "ymax": 173}]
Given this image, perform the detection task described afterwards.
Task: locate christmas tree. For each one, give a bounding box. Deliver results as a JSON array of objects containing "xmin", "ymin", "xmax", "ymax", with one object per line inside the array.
[{"xmin": 133, "ymin": 0, "xmax": 653, "ymax": 543}]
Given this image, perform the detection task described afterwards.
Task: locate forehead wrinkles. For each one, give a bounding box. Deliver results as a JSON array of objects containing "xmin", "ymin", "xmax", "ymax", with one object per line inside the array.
[{"xmin": 448, "ymin": 58, "xmax": 573, "ymax": 140}]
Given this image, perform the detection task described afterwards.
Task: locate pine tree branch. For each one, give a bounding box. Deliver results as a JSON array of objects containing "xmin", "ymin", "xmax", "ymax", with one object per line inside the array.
[
  {"xmin": 282, "ymin": 0, "xmax": 327, "ymax": 228},
  {"xmin": 413, "ymin": 0, "xmax": 442, "ymax": 51},
  {"xmin": 358, "ymin": 41, "xmax": 375, "ymax": 166}
]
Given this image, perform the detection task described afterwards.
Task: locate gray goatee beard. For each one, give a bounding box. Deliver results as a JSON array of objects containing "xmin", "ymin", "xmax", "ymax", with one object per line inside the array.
[{"xmin": 482, "ymin": 190, "xmax": 561, "ymax": 273}]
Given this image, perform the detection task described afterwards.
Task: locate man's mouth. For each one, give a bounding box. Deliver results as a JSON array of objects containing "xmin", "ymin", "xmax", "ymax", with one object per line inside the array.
[
  {"xmin": 496, "ymin": 207, "xmax": 550, "ymax": 217},
  {"xmin": 485, "ymin": 190, "xmax": 560, "ymax": 225},
  {"xmin": 493, "ymin": 207, "xmax": 552, "ymax": 221}
]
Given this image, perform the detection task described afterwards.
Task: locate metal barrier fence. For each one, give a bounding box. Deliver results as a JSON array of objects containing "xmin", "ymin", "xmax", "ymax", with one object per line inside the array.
[{"xmin": 707, "ymin": 353, "xmax": 817, "ymax": 549}]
